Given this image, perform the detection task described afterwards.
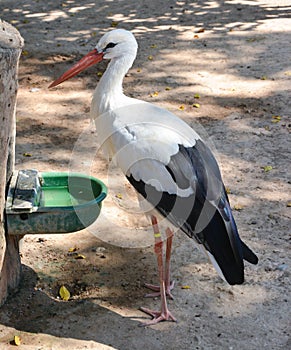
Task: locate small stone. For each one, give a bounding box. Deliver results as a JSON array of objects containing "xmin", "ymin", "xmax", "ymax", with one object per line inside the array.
[
  {"xmin": 95, "ymin": 247, "xmax": 106, "ymax": 253},
  {"xmin": 29, "ymin": 88, "xmax": 40, "ymax": 93},
  {"xmin": 276, "ymin": 264, "xmax": 288, "ymax": 272},
  {"xmin": 164, "ymin": 77, "xmax": 177, "ymax": 85}
]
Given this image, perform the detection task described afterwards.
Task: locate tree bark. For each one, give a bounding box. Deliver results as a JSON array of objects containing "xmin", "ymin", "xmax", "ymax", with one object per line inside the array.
[{"xmin": 0, "ymin": 19, "xmax": 24, "ymax": 305}]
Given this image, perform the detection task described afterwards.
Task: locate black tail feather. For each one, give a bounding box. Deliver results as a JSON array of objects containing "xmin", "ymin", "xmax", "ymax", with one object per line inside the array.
[
  {"xmin": 201, "ymin": 210, "xmax": 245, "ymax": 285},
  {"xmin": 240, "ymin": 240, "xmax": 258, "ymax": 265}
]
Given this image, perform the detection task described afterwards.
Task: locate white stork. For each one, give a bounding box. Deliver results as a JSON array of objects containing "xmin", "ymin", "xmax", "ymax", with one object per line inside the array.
[{"xmin": 49, "ymin": 29, "xmax": 258, "ymax": 326}]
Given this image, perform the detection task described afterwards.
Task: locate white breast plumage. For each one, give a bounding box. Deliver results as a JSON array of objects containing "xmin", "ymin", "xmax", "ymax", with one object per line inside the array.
[{"xmin": 94, "ymin": 101, "xmax": 200, "ymax": 195}]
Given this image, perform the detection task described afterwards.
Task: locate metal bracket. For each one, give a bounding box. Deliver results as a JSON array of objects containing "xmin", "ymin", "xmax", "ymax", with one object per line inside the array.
[{"xmin": 6, "ymin": 169, "xmax": 41, "ymax": 214}]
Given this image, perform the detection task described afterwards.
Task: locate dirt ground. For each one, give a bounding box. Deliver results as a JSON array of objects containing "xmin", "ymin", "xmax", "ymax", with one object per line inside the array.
[{"xmin": 0, "ymin": 0, "xmax": 290, "ymax": 349}]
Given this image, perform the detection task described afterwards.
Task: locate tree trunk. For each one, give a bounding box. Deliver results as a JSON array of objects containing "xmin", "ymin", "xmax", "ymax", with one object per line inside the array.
[{"xmin": 0, "ymin": 19, "xmax": 24, "ymax": 305}]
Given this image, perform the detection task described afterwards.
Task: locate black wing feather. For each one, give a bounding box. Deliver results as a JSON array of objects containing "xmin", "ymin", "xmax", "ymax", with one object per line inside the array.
[{"xmin": 127, "ymin": 140, "xmax": 258, "ymax": 285}]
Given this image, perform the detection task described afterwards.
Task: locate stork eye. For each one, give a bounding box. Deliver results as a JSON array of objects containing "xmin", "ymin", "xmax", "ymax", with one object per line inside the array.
[{"xmin": 104, "ymin": 42, "xmax": 117, "ymax": 51}]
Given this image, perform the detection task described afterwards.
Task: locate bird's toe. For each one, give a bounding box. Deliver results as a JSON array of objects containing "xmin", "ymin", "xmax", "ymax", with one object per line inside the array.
[
  {"xmin": 144, "ymin": 280, "xmax": 175, "ymax": 299},
  {"xmin": 139, "ymin": 306, "xmax": 177, "ymax": 326}
]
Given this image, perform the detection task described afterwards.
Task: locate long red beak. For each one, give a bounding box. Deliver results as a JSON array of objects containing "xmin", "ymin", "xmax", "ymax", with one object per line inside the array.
[{"xmin": 49, "ymin": 49, "xmax": 104, "ymax": 88}]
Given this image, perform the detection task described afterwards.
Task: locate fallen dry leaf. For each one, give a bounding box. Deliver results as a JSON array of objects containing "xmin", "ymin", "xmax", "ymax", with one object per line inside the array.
[
  {"xmin": 59, "ymin": 285, "xmax": 70, "ymax": 301},
  {"xmin": 246, "ymin": 37, "xmax": 265, "ymax": 43},
  {"xmin": 150, "ymin": 91, "xmax": 159, "ymax": 97},
  {"xmin": 263, "ymin": 165, "xmax": 273, "ymax": 172},
  {"xmin": 68, "ymin": 247, "xmax": 78, "ymax": 253},
  {"xmin": 234, "ymin": 204, "xmax": 243, "ymax": 211},
  {"xmin": 12, "ymin": 335, "xmax": 21, "ymax": 346},
  {"xmin": 74, "ymin": 254, "xmax": 86, "ymax": 259},
  {"xmin": 225, "ymin": 187, "xmax": 232, "ymax": 194},
  {"xmin": 23, "ymin": 152, "xmax": 32, "ymax": 157},
  {"xmin": 271, "ymin": 115, "xmax": 281, "ymax": 123}
]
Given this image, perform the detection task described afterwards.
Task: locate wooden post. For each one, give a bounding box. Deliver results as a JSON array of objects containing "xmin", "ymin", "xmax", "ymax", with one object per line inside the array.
[{"xmin": 0, "ymin": 19, "xmax": 24, "ymax": 305}]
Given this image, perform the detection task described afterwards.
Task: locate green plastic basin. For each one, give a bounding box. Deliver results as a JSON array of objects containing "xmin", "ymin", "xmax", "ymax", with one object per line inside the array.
[{"xmin": 6, "ymin": 170, "xmax": 107, "ymax": 235}]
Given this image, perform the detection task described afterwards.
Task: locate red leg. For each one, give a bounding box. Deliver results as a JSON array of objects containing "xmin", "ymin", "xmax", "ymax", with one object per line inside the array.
[
  {"xmin": 164, "ymin": 227, "xmax": 175, "ymax": 296},
  {"xmin": 140, "ymin": 216, "xmax": 177, "ymax": 326},
  {"xmin": 144, "ymin": 226, "xmax": 175, "ymax": 299}
]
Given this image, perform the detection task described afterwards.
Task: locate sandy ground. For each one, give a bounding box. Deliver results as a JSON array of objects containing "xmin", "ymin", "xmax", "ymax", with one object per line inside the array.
[{"xmin": 0, "ymin": 0, "xmax": 290, "ymax": 349}]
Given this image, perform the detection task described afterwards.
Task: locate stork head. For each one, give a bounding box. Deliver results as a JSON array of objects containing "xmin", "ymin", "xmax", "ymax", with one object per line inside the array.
[
  {"xmin": 49, "ymin": 29, "xmax": 138, "ymax": 88},
  {"xmin": 96, "ymin": 29, "xmax": 138, "ymax": 60}
]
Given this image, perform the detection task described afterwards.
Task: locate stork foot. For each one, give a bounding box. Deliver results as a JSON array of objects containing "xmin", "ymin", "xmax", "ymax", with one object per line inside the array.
[
  {"xmin": 144, "ymin": 280, "xmax": 175, "ymax": 299},
  {"xmin": 139, "ymin": 306, "xmax": 177, "ymax": 326}
]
